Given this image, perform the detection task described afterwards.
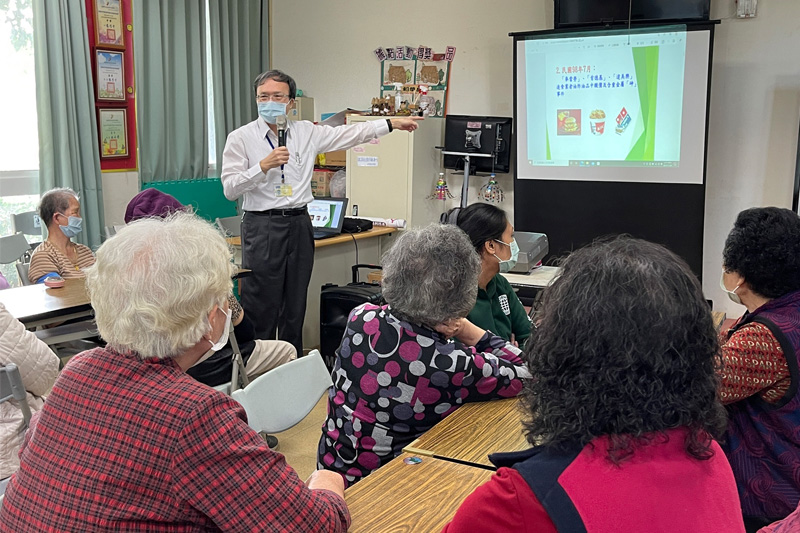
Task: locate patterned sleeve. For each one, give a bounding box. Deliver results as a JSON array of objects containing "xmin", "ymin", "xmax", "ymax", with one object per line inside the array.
[
  {"xmin": 173, "ymin": 393, "xmax": 350, "ymax": 532},
  {"xmin": 459, "ymin": 332, "xmax": 529, "ymax": 400},
  {"xmin": 227, "ymin": 293, "xmax": 243, "ymax": 324},
  {"xmin": 719, "ymin": 322, "xmax": 791, "ymax": 405}
]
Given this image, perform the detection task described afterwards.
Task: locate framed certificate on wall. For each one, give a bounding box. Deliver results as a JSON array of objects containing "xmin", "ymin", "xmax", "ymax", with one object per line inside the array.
[
  {"xmin": 94, "ymin": 0, "xmax": 124, "ymax": 49},
  {"xmin": 98, "ymin": 108, "xmax": 129, "ymax": 158},
  {"xmin": 96, "ymin": 50, "xmax": 125, "ymax": 101}
]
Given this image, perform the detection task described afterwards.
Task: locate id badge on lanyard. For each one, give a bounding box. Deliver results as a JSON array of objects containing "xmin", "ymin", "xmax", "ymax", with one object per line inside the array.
[{"xmin": 266, "ymin": 135, "xmax": 293, "ymax": 197}]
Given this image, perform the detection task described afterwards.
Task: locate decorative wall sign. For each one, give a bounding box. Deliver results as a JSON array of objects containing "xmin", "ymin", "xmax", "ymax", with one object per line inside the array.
[
  {"xmin": 98, "ymin": 108, "xmax": 129, "ymax": 158},
  {"xmin": 94, "ymin": 0, "xmax": 124, "ymax": 49},
  {"xmin": 95, "ymin": 50, "xmax": 125, "ymax": 101}
]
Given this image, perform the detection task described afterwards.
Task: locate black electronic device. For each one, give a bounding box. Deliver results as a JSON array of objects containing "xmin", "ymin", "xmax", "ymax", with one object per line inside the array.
[
  {"xmin": 276, "ymin": 114, "xmax": 287, "ymax": 147},
  {"xmin": 555, "ymin": 0, "xmax": 710, "ymax": 28},
  {"xmin": 443, "ymin": 115, "xmax": 512, "ymax": 174},
  {"xmin": 319, "ymin": 265, "xmax": 384, "ymax": 372}
]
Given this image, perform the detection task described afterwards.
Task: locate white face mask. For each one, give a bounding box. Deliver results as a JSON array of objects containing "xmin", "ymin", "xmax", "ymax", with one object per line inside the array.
[
  {"xmin": 208, "ymin": 308, "xmax": 232, "ymax": 352},
  {"xmin": 720, "ymin": 273, "xmax": 743, "ymax": 306}
]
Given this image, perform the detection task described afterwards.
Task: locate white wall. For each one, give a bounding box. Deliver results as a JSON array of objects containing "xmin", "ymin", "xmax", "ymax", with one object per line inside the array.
[
  {"xmin": 272, "ymin": 0, "xmax": 800, "ymax": 316},
  {"xmin": 101, "ymin": 171, "xmax": 139, "ymax": 227},
  {"xmin": 705, "ymin": 0, "xmax": 800, "ymax": 314},
  {"xmin": 271, "ymin": 0, "xmax": 551, "ymax": 217}
]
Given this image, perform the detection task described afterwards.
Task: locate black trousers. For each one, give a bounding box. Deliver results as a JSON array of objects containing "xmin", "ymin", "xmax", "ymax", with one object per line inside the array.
[{"xmin": 241, "ymin": 209, "xmax": 314, "ymax": 357}]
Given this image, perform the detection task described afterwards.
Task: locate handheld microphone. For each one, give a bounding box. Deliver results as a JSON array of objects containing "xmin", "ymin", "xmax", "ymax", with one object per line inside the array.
[{"xmin": 276, "ymin": 114, "xmax": 287, "ymax": 147}]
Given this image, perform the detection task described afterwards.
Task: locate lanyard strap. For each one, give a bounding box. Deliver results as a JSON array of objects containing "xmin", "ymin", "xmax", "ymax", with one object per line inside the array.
[{"xmin": 265, "ymin": 134, "xmax": 285, "ymax": 184}]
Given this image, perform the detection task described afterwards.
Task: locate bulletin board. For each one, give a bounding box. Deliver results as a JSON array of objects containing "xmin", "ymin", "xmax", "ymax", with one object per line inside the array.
[
  {"xmin": 86, "ymin": 0, "xmax": 137, "ymax": 171},
  {"xmin": 374, "ymin": 45, "xmax": 455, "ymax": 118}
]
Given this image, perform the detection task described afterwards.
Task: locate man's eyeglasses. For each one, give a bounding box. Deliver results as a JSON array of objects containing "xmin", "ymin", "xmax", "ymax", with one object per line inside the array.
[{"xmin": 256, "ymin": 93, "xmax": 290, "ymax": 102}]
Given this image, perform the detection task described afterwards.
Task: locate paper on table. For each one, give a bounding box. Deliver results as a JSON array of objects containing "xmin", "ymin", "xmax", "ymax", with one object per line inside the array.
[{"xmin": 361, "ymin": 216, "xmax": 406, "ymax": 229}]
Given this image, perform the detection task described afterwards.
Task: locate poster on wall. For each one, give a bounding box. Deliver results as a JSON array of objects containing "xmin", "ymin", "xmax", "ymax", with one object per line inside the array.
[
  {"xmin": 98, "ymin": 108, "xmax": 128, "ymax": 158},
  {"xmin": 95, "ymin": 50, "xmax": 125, "ymax": 101},
  {"xmin": 377, "ymin": 45, "xmax": 453, "ymax": 118},
  {"xmin": 94, "ymin": 0, "xmax": 124, "ymax": 49}
]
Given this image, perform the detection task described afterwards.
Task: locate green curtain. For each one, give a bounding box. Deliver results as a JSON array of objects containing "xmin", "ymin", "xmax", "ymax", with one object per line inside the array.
[
  {"xmin": 133, "ymin": 0, "xmax": 208, "ymax": 182},
  {"xmin": 32, "ymin": 0, "xmax": 105, "ymax": 250},
  {"xmin": 208, "ymin": 0, "xmax": 269, "ymax": 177}
]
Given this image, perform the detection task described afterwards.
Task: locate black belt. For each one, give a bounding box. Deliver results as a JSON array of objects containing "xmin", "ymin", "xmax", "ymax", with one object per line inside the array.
[{"xmin": 249, "ymin": 207, "xmax": 308, "ymax": 217}]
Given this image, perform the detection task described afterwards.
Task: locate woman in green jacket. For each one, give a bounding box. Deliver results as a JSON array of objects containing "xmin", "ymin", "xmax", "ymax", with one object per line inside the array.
[{"xmin": 449, "ymin": 203, "xmax": 532, "ymax": 346}]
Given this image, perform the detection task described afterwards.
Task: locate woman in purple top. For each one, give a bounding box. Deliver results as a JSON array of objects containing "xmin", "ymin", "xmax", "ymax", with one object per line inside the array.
[{"xmin": 317, "ymin": 224, "xmax": 530, "ymax": 486}]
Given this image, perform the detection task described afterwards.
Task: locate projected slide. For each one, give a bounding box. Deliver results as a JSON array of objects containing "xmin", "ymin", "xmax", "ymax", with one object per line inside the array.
[
  {"xmin": 515, "ymin": 27, "xmax": 710, "ymax": 185},
  {"xmin": 526, "ymin": 31, "xmax": 685, "ymax": 167}
]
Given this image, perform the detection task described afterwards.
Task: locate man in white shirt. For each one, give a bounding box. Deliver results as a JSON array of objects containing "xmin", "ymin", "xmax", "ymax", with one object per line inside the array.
[{"xmin": 221, "ymin": 70, "xmax": 422, "ymax": 356}]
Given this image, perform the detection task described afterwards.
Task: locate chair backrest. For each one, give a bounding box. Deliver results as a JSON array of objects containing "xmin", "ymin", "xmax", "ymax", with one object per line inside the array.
[
  {"xmin": 105, "ymin": 225, "xmax": 116, "ymax": 238},
  {"xmin": 11, "ymin": 211, "xmax": 43, "ymax": 239},
  {"xmin": 216, "ymin": 216, "xmax": 241, "ymax": 237},
  {"xmin": 231, "ymin": 350, "xmax": 332, "ymax": 434},
  {"xmin": 0, "ymin": 234, "xmax": 31, "ymax": 265},
  {"xmin": 15, "ymin": 262, "xmax": 31, "ymax": 286},
  {"xmin": 0, "ymin": 363, "xmax": 32, "ymax": 428}
]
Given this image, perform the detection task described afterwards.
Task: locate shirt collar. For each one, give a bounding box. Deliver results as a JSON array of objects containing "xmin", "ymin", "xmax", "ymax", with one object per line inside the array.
[{"xmin": 256, "ymin": 117, "xmax": 291, "ymax": 140}]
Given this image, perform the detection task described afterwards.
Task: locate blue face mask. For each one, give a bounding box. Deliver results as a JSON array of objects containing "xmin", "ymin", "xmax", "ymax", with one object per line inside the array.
[
  {"xmin": 258, "ymin": 101, "xmax": 288, "ymax": 124},
  {"xmin": 493, "ymin": 238, "xmax": 520, "ymax": 273},
  {"xmin": 58, "ymin": 214, "xmax": 83, "ymax": 238}
]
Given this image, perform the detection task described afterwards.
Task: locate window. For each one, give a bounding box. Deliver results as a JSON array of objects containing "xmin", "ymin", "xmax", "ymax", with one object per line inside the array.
[
  {"xmin": 205, "ymin": 0, "xmax": 216, "ymax": 172},
  {"xmin": 0, "ymin": 0, "xmax": 39, "ymax": 197}
]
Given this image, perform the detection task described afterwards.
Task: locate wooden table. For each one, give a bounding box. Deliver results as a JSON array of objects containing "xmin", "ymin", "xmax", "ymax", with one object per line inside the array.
[
  {"xmin": 226, "ymin": 226, "xmax": 396, "ymax": 249},
  {"xmin": 345, "ymin": 452, "xmax": 492, "ymax": 532},
  {"xmin": 501, "ymin": 265, "xmax": 560, "ymax": 289},
  {"xmin": 0, "ymin": 278, "xmax": 92, "ymax": 327},
  {"xmin": 712, "ymin": 310, "xmax": 726, "ymax": 332},
  {"xmin": 404, "ymin": 397, "xmax": 528, "ymax": 469}
]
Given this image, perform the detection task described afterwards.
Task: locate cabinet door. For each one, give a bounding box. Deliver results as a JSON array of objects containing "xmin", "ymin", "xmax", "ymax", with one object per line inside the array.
[{"xmin": 348, "ymin": 129, "xmax": 410, "ymax": 220}]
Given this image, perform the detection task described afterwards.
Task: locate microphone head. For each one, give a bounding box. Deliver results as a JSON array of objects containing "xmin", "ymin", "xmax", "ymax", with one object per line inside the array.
[{"xmin": 276, "ymin": 114, "xmax": 287, "ymax": 129}]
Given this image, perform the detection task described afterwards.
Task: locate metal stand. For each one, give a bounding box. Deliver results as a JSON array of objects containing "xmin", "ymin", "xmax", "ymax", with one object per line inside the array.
[{"xmin": 441, "ymin": 151, "xmax": 493, "ymax": 208}]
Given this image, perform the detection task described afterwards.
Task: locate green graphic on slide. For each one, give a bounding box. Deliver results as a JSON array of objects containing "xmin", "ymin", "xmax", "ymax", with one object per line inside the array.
[
  {"xmin": 625, "ymin": 46, "xmax": 659, "ymax": 161},
  {"xmin": 546, "ymin": 123, "xmax": 551, "ymax": 160}
]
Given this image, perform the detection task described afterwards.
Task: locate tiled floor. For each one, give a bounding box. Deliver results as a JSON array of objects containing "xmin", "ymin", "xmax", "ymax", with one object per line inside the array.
[{"xmin": 271, "ymin": 395, "xmax": 328, "ymax": 481}]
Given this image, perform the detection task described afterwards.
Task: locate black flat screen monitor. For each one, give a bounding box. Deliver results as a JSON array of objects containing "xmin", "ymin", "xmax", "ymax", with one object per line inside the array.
[
  {"xmin": 443, "ymin": 115, "xmax": 512, "ymax": 174},
  {"xmin": 555, "ymin": 0, "xmax": 710, "ymax": 28}
]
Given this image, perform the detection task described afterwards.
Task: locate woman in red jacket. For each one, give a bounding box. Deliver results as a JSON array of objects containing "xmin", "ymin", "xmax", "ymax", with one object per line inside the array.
[{"xmin": 443, "ymin": 236, "xmax": 745, "ymax": 533}]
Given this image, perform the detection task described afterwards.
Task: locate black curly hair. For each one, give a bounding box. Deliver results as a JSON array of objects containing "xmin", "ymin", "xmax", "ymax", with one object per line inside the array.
[
  {"xmin": 522, "ymin": 236, "xmax": 726, "ymax": 463},
  {"xmin": 722, "ymin": 207, "xmax": 800, "ymax": 299}
]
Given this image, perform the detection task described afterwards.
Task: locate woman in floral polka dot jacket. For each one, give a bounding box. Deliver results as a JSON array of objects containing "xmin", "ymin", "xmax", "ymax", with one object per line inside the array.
[{"xmin": 317, "ymin": 224, "xmax": 530, "ymax": 486}]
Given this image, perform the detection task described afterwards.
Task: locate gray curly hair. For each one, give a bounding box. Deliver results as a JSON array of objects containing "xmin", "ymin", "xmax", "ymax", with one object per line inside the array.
[{"xmin": 381, "ymin": 224, "xmax": 480, "ymax": 328}]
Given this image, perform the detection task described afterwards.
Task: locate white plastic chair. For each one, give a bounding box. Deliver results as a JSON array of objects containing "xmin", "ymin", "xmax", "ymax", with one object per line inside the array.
[
  {"xmin": 0, "ymin": 234, "xmax": 30, "ymax": 266},
  {"xmin": 11, "ymin": 211, "xmax": 43, "ymax": 241},
  {"xmin": 231, "ymin": 350, "xmax": 332, "ymax": 434},
  {"xmin": 15, "ymin": 262, "xmax": 31, "ymax": 286}
]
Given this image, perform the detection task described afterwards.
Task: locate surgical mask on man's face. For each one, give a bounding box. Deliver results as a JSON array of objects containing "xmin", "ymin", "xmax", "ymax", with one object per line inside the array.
[
  {"xmin": 258, "ymin": 101, "xmax": 288, "ymax": 124},
  {"xmin": 493, "ymin": 238, "xmax": 520, "ymax": 274},
  {"xmin": 58, "ymin": 214, "xmax": 83, "ymax": 238},
  {"xmin": 719, "ymin": 272, "xmax": 743, "ymax": 306}
]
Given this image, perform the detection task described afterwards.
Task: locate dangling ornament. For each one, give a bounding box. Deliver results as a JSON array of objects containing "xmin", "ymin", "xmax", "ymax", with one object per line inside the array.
[
  {"xmin": 480, "ymin": 174, "xmax": 504, "ymax": 203},
  {"xmin": 428, "ymin": 172, "xmax": 455, "ymax": 200}
]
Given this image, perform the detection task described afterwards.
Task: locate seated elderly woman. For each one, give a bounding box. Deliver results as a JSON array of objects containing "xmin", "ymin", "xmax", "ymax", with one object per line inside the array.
[
  {"xmin": 28, "ymin": 187, "xmax": 95, "ymax": 283},
  {"xmin": 0, "ymin": 213, "xmax": 349, "ymax": 532},
  {"xmin": 317, "ymin": 224, "xmax": 529, "ymax": 486},
  {"xmin": 717, "ymin": 207, "xmax": 800, "ymax": 531},
  {"xmin": 124, "ymin": 188, "xmax": 296, "ymax": 392},
  {"xmin": 443, "ymin": 236, "xmax": 745, "ymax": 533}
]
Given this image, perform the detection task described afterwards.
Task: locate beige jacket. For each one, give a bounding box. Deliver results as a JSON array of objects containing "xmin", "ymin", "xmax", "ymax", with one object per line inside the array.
[{"xmin": 0, "ymin": 303, "xmax": 60, "ymax": 479}]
